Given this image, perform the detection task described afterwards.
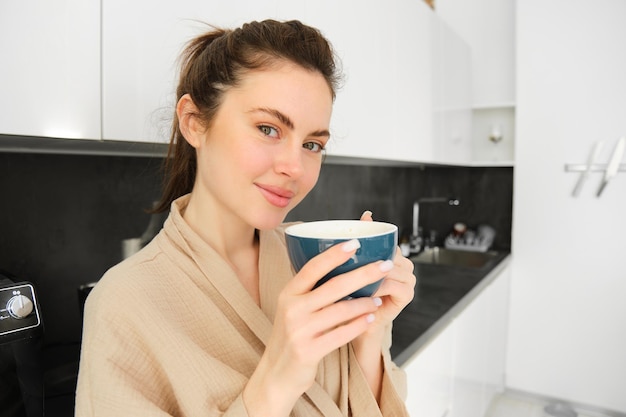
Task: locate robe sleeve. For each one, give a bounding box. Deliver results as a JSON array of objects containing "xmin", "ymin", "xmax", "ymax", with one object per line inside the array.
[
  {"xmin": 74, "ymin": 276, "xmax": 252, "ymax": 417},
  {"xmin": 381, "ymin": 322, "xmax": 408, "ymax": 402},
  {"xmin": 347, "ymin": 323, "xmax": 409, "ymax": 417}
]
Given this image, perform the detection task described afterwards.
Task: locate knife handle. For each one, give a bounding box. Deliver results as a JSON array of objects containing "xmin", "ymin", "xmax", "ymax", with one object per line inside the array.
[{"xmin": 596, "ymin": 137, "xmax": 625, "ymax": 197}]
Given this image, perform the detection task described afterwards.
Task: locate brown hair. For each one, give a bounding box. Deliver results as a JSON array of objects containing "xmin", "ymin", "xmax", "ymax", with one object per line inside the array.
[{"xmin": 152, "ymin": 19, "xmax": 341, "ymax": 213}]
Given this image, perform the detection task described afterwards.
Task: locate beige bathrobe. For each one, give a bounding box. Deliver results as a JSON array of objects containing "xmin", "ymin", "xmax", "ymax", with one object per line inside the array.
[{"xmin": 75, "ymin": 195, "xmax": 409, "ymax": 416}]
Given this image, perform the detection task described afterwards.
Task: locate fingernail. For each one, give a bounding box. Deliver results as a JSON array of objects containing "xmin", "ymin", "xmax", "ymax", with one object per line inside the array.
[
  {"xmin": 379, "ymin": 260, "xmax": 394, "ymax": 272},
  {"xmin": 373, "ymin": 297, "xmax": 383, "ymax": 307},
  {"xmin": 361, "ymin": 210, "xmax": 373, "ymax": 218},
  {"xmin": 341, "ymin": 239, "xmax": 361, "ymax": 252},
  {"xmin": 366, "ymin": 313, "xmax": 376, "ymax": 323}
]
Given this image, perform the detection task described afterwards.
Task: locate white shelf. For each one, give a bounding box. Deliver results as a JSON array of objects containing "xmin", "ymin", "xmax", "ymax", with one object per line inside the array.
[
  {"xmin": 469, "ymin": 160, "xmax": 515, "ymax": 167},
  {"xmin": 472, "ymin": 103, "xmax": 516, "ymax": 110}
]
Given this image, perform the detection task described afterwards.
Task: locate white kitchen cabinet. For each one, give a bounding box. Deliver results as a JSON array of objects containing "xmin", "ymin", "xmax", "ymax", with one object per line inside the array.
[
  {"xmin": 449, "ymin": 264, "xmax": 510, "ymax": 417},
  {"xmin": 308, "ymin": 0, "xmax": 471, "ymax": 165},
  {"xmin": 482, "ymin": 266, "xmax": 510, "ymax": 405},
  {"xmin": 0, "ymin": 0, "xmax": 472, "ymax": 161},
  {"xmin": 101, "ymin": 0, "xmax": 471, "ymax": 165},
  {"xmin": 450, "ymin": 286, "xmax": 491, "ymax": 417},
  {"xmin": 102, "ymin": 0, "xmax": 298, "ymax": 143},
  {"xmin": 436, "ymin": 0, "xmax": 515, "ymax": 108},
  {"xmin": 101, "ymin": 0, "xmax": 439, "ymax": 159},
  {"xmin": 404, "ymin": 323, "xmax": 455, "ymax": 417},
  {"xmin": 0, "ymin": 0, "xmax": 100, "ymax": 140},
  {"xmin": 431, "ymin": 17, "xmax": 472, "ymax": 164},
  {"xmin": 292, "ymin": 0, "xmax": 471, "ymax": 164},
  {"xmin": 100, "ymin": 0, "xmax": 341, "ymax": 143},
  {"xmin": 307, "ymin": 0, "xmax": 435, "ymax": 163},
  {"xmin": 404, "ymin": 262, "xmax": 510, "ymax": 417},
  {"xmin": 436, "ymin": 0, "xmax": 516, "ymax": 164}
]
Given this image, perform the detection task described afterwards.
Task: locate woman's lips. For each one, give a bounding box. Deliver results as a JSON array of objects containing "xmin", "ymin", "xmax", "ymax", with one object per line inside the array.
[{"xmin": 255, "ymin": 184, "xmax": 295, "ymax": 208}]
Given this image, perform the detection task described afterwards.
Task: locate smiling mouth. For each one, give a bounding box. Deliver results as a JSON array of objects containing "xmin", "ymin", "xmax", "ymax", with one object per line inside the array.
[{"xmin": 255, "ymin": 184, "xmax": 296, "ymax": 208}]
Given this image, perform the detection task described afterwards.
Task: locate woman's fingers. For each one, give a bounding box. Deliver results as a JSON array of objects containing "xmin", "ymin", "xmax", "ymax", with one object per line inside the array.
[
  {"xmin": 315, "ymin": 311, "xmax": 376, "ymax": 352},
  {"xmin": 395, "ymin": 246, "xmax": 414, "ymax": 270},
  {"xmin": 303, "ymin": 296, "xmax": 381, "ymax": 337},
  {"xmin": 293, "ymin": 298, "xmax": 381, "ymax": 360},
  {"xmin": 308, "ymin": 259, "xmax": 392, "ymax": 309},
  {"xmin": 374, "ymin": 278, "xmax": 413, "ymax": 305},
  {"xmin": 375, "ymin": 254, "xmax": 416, "ymax": 296},
  {"xmin": 271, "ymin": 284, "xmax": 383, "ymax": 375},
  {"xmin": 360, "ymin": 210, "xmax": 373, "ymax": 221},
  {"xmin": 288, "ymin": 239, "xmax": 362, "ymax": 295}
]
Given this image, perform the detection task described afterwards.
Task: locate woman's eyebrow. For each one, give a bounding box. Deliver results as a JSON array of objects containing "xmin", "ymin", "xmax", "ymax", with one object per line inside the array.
[
  {"xmin": 250, "ymin": 107, "xmax": 295, "ymax": 130},
  {"xmin": 309, "ymin": 129, "xmax": 331, "ymax": 138},
  {"xmin": 249, "ymin": 107, "xmax": 330, "ymax": 138}
]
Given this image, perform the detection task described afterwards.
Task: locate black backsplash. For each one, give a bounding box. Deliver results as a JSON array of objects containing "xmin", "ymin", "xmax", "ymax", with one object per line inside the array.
[
  {"xmin": 288, "ymin": 163, "xmax": 513, "ymax": 250},
  {"xmin": 0, "ymin": 151, "xmax": 512, "ymax": 363}
]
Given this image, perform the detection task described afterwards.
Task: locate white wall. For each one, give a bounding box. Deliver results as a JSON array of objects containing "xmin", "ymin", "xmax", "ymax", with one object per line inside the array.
[{"xmin": 508, "ymin": 0, "xmax": 626, "ymax": 412}]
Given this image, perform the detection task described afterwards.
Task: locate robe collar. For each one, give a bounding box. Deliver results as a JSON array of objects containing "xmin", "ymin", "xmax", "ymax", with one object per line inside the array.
[{"xmin": 159, "ymin": 194, "xmax": 295, "ymax": 345}]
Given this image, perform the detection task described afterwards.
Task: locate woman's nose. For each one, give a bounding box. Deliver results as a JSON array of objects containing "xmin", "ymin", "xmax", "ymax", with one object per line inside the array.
[{"xmin": 274, "ymin": 142, "xmax": 304, "ymax": 178}]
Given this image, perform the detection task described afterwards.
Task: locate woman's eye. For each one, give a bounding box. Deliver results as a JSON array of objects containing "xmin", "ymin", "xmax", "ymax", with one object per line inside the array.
[
  {"xmin": 258, "ymin": 125, "xmax": 278, "ymax": 138},
  {"xmin": 303, "ymin": 142, "xmax": 324, "ymax": 153}
]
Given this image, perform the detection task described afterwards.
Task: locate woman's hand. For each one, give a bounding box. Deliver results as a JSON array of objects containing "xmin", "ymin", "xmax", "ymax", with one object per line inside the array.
[
  {"xmin": 357, "ymin": 211, "xmax": 416, "ymax": 338},
  {"xmin": 243, "ymin": 237, "xmax": 389, "ymax": 417},
  {"xmin": 351, "ymin": 211, "xmax": 416, "ymax": 402}
]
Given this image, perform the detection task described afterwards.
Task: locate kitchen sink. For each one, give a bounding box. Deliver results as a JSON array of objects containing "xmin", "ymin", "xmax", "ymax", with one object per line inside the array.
[{"xmin": 411, "ymin": 247, "xmax": 500, "ymax": 269}]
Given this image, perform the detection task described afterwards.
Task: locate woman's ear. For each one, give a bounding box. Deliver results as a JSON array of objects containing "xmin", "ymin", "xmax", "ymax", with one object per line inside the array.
[{"xmin": 176, "ymin": 94, "xmax": 204, "ymax": 149}]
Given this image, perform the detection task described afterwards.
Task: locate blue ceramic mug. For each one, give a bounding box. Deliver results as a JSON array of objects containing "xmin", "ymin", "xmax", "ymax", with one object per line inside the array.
[{"xmin": 285, "ymin": 220, "xmax": 398, "ymax": 299}]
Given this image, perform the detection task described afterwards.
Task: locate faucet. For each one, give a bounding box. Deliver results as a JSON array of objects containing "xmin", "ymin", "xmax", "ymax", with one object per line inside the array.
[{"xmin": 409, "ymin": 197, "xmax": 460, "ymax": 255}]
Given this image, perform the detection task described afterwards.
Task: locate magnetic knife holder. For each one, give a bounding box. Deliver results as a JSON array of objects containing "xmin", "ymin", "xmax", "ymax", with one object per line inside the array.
[
  {"xmin": 564, "ymin": 164, "xmax": 626, "ymax": 172},
  {"xmin": 565, "ymin": 137, "xmax": 625, "ymax": 197}
]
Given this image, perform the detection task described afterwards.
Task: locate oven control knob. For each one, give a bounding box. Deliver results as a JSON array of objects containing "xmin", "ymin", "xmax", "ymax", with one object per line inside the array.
[{"xmin": 7, "ymin": 295, "xmax": 34, "ymax": 319}]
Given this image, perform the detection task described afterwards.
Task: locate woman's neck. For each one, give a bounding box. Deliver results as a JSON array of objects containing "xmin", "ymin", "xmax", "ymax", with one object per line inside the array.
[{"xmin": 183, "ymin": 192, "xmax": 261, "ymax": 304}]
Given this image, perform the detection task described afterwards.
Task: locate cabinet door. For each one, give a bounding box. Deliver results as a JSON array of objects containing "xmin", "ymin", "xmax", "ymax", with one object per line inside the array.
[
  {"xmin": 450, "ymin": 265, "xmax": 509, "ymax": 417},
  {"xmin": 432, "ymin": 18, "xmax": 472, "ymax": 164},
  {"xmin": 436, "ymin": 0, "xmax": 515, "ymax": 108},
  {"xmin": 404, "ymin": 324, "xmax": 455, "ymax": 417},
  {"xmin": 304, "ymin": 0, "xmax": 393, "ymax": 160},
  {"xmin": 0, "ymin": 0, "xmax": 100, "ymax": 140},
  {"xmin": 391, "ymin": 0, "xmax": 436, "ymax": 163},
  {"xmin": 306, "ymin": 0, "xmax": 434, "ymax": 163},
  {"xmin": 450, "ymin": 285, "xmax": 490, "ymax": 417},
  {"xmin": 403, "ymin": 265, "xmax": 510, "ymax": 417},
  {"xmin": 312, "ymin": 0, "xmax": 471, "ymax": 164},
  {"xmin": 435, "ymin": 0, "xmax": 515, "ymax": 165},
  {"xmin": 102, "ymin": 0, "xmax": 299, "ymax": 142},
  {"xmin": 483, "ymin": 265, "xmax": 510, "ymax": 405}
]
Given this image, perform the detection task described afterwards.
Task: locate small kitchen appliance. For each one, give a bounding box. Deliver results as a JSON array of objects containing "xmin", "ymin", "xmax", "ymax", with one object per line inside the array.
[{"xmin": 0, "ymin": 271, "xmax": 44, "ymax": 417}]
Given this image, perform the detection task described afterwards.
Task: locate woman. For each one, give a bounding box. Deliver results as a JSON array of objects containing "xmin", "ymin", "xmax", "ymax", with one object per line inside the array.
[{"xmin": 75, "ymin": 19, "xmax": 415, "ymax": 417}]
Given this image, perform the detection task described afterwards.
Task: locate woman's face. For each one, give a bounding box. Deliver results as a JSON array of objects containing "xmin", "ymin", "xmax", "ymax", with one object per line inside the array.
[{"xmin": 192, "ymin": 61, "xmax": 333, "ymax": 230}]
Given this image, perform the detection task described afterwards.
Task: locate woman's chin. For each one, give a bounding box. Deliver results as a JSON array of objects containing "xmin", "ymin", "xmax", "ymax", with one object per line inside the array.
[{"xmin": 252, "ymin": 213, "xmax": 289, "ymax": 231}]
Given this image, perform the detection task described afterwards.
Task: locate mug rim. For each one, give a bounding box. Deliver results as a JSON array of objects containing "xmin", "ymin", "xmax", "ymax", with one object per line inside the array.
[{"xmin": 285, "ymin": 220, "xmax": 397, "ymax": 239}]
